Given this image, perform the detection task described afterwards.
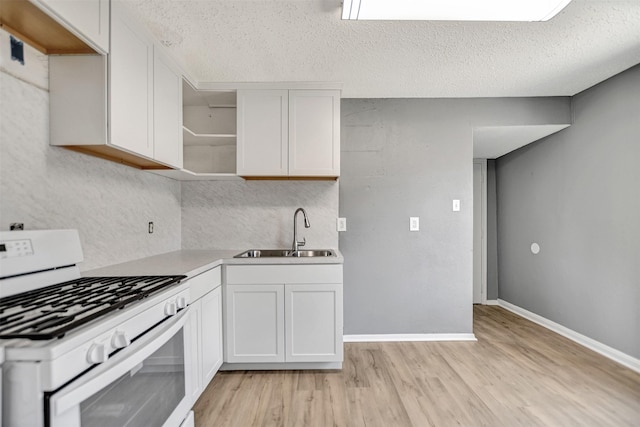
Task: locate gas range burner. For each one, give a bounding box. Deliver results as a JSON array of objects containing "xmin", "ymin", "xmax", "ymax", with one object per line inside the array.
[{"xmin": 0, "ymin": 275, "xmax": 186, "ymax": 340}]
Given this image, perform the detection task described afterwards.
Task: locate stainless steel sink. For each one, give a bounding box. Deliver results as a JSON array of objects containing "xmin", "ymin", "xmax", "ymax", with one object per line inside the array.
[
  {"xmin": 234, "ymin": 249, "xmax": 290, "ymax": 258},
  {"xmin": 234, "ymin": 249, "xmax": 335, "ymax": 258},
  {"xmin": 287, "ymin": 250, "xmax": 335, "ymax": 257}
]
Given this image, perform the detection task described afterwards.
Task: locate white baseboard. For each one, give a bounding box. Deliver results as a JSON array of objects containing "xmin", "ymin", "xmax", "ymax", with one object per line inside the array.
[
  {"xmin": 344, "ymin": 333, "xmax": 477, "ymax": 343},
  {"xmin": 498, "ymin": 299, "xmax": 640, "ymax": 374},
  {"xmin": 484, "ymin": 300, "xmax": 500, "ymax": 306}
]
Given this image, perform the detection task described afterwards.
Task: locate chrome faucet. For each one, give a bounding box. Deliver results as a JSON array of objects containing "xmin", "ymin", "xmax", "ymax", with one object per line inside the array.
[{"xmin": 291, "ymin": 208, "xmax": 311, "ymax": 254}]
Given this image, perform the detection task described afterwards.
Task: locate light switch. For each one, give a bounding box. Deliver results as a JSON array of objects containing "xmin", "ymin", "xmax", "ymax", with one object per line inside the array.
[
  {"xmin": 453, "ymin": 199, "xmax": 460, "ymax": 212},
  {"xmin": 410, "ymin": 217, "xmax": 419, "ymax": 231},
  {"xmin": 337, "ymin": 218, "xmax": 347, "ymax": 232}
]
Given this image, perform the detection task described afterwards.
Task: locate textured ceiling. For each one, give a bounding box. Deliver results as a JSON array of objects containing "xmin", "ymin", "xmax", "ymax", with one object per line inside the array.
[{"xmin": 123, "ymin": 0, "xmax": 640, "ymax": 98}]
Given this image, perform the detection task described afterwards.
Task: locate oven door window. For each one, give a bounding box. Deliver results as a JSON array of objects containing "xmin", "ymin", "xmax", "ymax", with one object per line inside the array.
[
  {"xmin": 49, "ymin": 309, "xmax": 192, "ymax": 427},
  {"xmin": 80, "ymin": 329, "xmax": 185, "ymax": 426}
]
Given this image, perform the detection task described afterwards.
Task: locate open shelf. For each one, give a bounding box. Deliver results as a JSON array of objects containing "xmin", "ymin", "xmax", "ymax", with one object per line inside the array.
[
  {"xmin": 181, "ymin": 81, "xmax": 238, "ymax": 177},
  {"xmin": 149, "ymin": 169, "xmax": 242, "ymax": 181},
  {"xmin": 183, "ymin": 127, "xmax": 236, "ymax": 146}
]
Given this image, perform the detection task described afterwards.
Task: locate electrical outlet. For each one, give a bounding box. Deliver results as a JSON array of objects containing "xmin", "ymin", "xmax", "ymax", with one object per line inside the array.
[
  {"xmin": 337, "ymin": 218, "xmax": 347, "ymax": 232},
  {"xmin": 453, "ymin": 199, "xmax": 460, "ymax": 212},
  {"xmin": 410, "ymin": 217, "xmax": 419, "ymax": 231},
  {"xmin": 148, "ymin": 222, "xmax": 154, "ymax": 234},
  {"xmin": 10, "ymin": 36, "xmax": 24, "ymax": 65}
]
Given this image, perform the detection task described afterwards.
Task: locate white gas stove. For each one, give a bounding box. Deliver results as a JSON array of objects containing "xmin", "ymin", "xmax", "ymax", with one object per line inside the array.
[{"xmin": 0, "ymin": 230, "xmax": 194, "ymax": 427}]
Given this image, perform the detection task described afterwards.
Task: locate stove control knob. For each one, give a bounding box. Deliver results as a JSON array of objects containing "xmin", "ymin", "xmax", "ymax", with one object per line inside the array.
[
  {"xmin": 87, "ymin": 343, "xmax": 108, "ymax": 364},
  {"xmin": 165, "ymin": 301, "xmax": 178, "ymax": 316},
  {"xmin": 112, "ymin": 331, "xmax": 131, "ymax": 349},
  {"xmin": 176, "ymin": 296, "xmax": 188, "ymax": 309}
]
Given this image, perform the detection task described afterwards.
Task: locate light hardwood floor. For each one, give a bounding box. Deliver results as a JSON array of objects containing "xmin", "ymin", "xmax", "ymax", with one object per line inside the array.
[{"xmin": 194, "ymin": 306, "xmax": 640, "ymax": 426}]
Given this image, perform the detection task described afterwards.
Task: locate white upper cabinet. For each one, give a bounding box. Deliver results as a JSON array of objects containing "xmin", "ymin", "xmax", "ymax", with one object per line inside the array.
[
  {"xmin": 49, "ymin": 1, "xmax": 184, "ymax": 170},
  {"xmin": 237, "ymin": 89, "xmax": 340, "ymax": 177},
  {"xmin": 36, "ymin": 0, "xmax": 110, "ymax": 53},
  {"xmin": 236, "ymin": 90, "xmax": 289, "ymax": 176},
  {"xmin": 153, "ymin": 50, "xmax": 183, "ymax": 168},
  {"xmin": 289, "ymin": 90, "xmax": 340, "ymax": 176},
  {"xmin": 109, "ymin": 7, "xmax": 153, "ymax": 158}
]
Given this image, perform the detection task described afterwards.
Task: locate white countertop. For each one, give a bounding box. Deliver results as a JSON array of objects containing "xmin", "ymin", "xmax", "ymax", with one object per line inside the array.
[{"xmin": 84, "ymin": 249, "xmax": 343, "ymax": 279}]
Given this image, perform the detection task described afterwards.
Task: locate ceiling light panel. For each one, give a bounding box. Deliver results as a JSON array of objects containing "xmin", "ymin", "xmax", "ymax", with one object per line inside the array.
[{"xmin": 342, "ymin": 0, "xmax": 572, "ymax": 22}]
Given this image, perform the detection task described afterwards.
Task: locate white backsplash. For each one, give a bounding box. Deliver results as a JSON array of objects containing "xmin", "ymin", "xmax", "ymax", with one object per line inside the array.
[
  {"xmin": 181, "ymin": 180, "xmax": 339, "ymax": 250},
  {"xmin": 0, "ymin": 69, "xmax": 182, "ymax": 272}
]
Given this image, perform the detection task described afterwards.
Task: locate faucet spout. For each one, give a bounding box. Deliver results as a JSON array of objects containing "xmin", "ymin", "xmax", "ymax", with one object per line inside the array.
[{"xmin": 292, "ymin": 208, "xmax": 311, "ymax": 254}]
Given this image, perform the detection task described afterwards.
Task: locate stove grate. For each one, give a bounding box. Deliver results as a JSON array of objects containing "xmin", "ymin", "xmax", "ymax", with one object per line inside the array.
[{"xmin": 0, "ymin": 275, "xmax": 186, "ymax": 340}]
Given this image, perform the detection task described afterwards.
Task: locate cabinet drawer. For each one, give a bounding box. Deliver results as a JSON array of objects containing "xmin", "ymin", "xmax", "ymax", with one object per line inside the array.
[
  {"xmin": 226, "ymin": 264, "xmax": 342, "ymax": 285},
  {"xmin": 189, "ymin": 266, "xmax": 221, "ymax": 301}
]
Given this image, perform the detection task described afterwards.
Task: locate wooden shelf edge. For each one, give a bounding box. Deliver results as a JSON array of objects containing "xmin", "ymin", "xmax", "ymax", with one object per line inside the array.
[
  {"xmin": 0, "ymin": 1, "xmax": 99, "ymax": 55},
  {"xmin": 61, "ymin": 145, "xmax": 172, "ymax": 170}
]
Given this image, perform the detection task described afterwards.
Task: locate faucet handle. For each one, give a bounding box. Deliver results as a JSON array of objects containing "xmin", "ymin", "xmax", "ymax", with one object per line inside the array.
[{"xmin": 298, "ymin": 238, "xmax": 306, "ymax": 247}]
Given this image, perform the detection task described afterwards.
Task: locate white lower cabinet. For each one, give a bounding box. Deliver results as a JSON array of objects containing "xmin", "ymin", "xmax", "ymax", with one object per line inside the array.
[
  {"xmin": 224, "ymin": 265, "xmax": 343, "ymax": 366},
  {"xmin": 285, "ymin": 283, "xmax": 343, "ymax": 362},
  {"xmin": 200, "ymin": 286, "xmax": 223, "ymax": 384},
  {"xmin": 225, "ymin": 284, "xmax": 285, "ymax": 363},
  {"xmin": 188, "ymin": 298, "xmax": 203, "ymax": 402},
  {"xmin": 187, "ymin": 267, "xmax": 223, "ymax": 403}
]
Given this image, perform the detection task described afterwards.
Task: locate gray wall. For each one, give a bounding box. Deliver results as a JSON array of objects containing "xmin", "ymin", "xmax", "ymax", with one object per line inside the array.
[
  {"xmin": 340, "ymin": 97, "xmax": 571, "ymax": 335},
  {"xmin": 486, "ymin": 159, "xmax": 499, "ymax": 300},
  {"xmin": 181, "ymin": 180, "xmax": 338, "ymax": 250},
  {"xmin": 0, "ymin": 38, "xmax": 181, "ymax": 272},
  {"xmin": 496, "ymin": 65, "xmax": 640, "ymax": 358}
]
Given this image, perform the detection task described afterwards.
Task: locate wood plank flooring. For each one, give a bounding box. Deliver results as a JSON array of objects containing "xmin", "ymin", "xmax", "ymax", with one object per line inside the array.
[{"xmin": 193, "ymin": 306, "xmax": 640, "ymax": 426}]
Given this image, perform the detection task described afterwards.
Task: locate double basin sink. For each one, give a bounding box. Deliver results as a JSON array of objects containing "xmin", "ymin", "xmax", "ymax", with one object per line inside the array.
[{"xmin": 234, "ymin": 249, "xmax": 335, "ymax": 258}]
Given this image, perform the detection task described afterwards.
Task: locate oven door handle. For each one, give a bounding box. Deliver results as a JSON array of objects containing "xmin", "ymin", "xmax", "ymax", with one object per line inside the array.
[{"xmin": 52, "ymin": 307, "xmax": 191, "ymax": 417}]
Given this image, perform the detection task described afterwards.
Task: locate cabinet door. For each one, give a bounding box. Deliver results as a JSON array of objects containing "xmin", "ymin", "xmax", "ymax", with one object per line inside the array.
[
  {"xmin": 109, "ymin": 5, "xmax": 153, "ymax": 158},
  {"xmin": 188, "ymin": 299, "xmax": 202, "ymax": 402},
  {"xmin": 236, "ymin": 90, "xmax": 288, "ymax": 176},
  {"xmin": 285, "ymin": 283, "xmax": 343, "ymax": 362},
  {"xmin": 153, "ymin": 49, "xmax": 183, "ymax": 168},
  {"xmin": 288, "ymin": 90, "xmax": 340, "ymax": 177},
  {"xmin": 200, "ymin": 287, "xmax": 223, "ymax": 386},
  {"xmin": 37, "ymin": 0, "xmax": 109, "ymax": 53},
  {"xmin": 225, "ymin": 284, "xmax": 285, "ymax": 363}
]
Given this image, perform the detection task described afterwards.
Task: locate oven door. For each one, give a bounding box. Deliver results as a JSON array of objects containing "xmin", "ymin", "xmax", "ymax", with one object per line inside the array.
[{"xmin": 47, "ymin": 308, "xmax": 193, "ymax": 427}]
